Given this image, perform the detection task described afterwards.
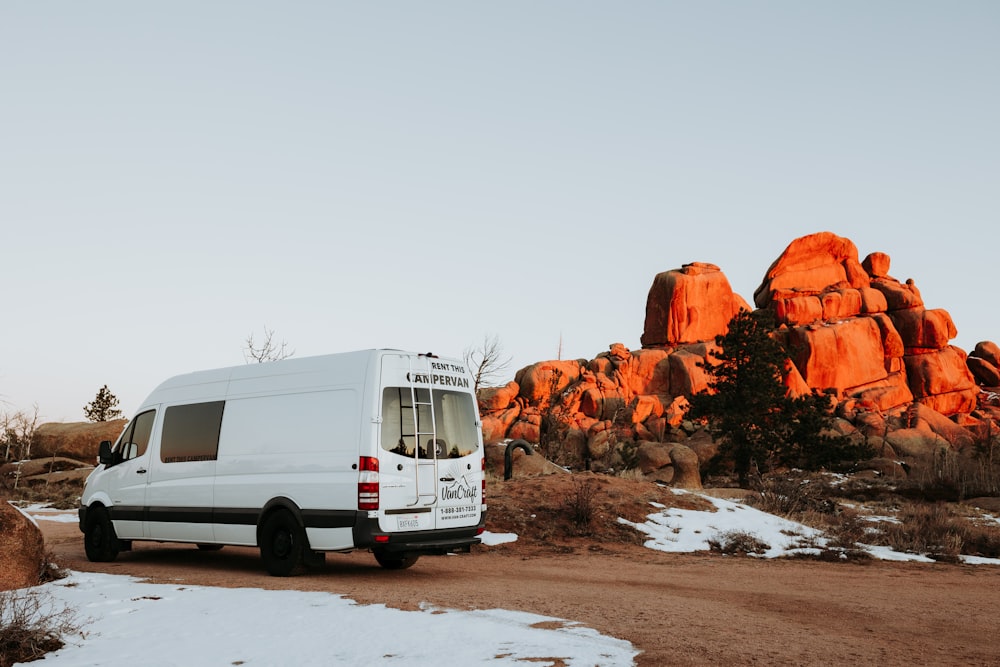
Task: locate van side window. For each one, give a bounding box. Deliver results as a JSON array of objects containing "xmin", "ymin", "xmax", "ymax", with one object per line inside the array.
[
  {"xmin": 160, "ymin": 401, "xmax": 225, "ymax": 463},
  {"xmin": 118, "ymin": 410, "xmax": 156, "ymax": 461},
  {"xmin": 115, "ymin": 409, "xmax": 156, "ymax": 462}
]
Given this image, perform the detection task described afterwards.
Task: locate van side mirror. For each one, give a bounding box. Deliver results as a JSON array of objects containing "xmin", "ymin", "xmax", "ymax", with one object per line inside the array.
[{"xmin": 98, "ymin": 440, "xmax": 114, "ymax": 466}]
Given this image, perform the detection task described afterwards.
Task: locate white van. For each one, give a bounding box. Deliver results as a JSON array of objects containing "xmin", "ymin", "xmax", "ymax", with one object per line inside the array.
[{"xmin": 79, "ymin": 350, "xmax": 486, "ymax": 576}]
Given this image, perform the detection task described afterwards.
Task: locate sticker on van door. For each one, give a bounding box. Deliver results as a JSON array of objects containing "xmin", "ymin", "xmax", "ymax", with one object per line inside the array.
[{"xmin": 437, "ymin": 462, "xmax": 480, "ymax": 523}]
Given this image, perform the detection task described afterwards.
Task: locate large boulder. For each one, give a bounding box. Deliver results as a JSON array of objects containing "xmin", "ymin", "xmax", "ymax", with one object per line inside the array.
[
  {"xmin": 973, "ymin": 341, "xmax": 1000, "ymax": 368},
  {"xmin": 0, "ymin": 502, "xmax": 46, "ymax": 590},
  {"xmin": 784, "ymin": 318, "xmax": 888, "ymax": 394},
  {"xmin": 33, "ymin": 419, "xmax": 127, "ymax": 463},
  {"xmin": 477, "ymin": 381, "xmax": 519, "ymax": 412},
  {"xmin": 889, "ymin": 308, "xmax": 957, "ymax": 352},
  {"xmin": 905, "ymin": 403, "xmax": 977, "ymax": 451},
  {"xmin": 621, "ymin": 348, "xmax": 672, "ymax": 397},
  {"xmin": 869, "ymin": 277, "xmax": 925, "ymax": 310},
  {"xmin": 482, "ymin": 406, "xmax": 520, "ymax": 443},
  {"xmin": 667, "ymin": 344, "xmax": 716, "ymax": 397},
  {"xmin": 904, "ymin": 347, "xmax": 978, "ymax": 415},
  {"xmin": 634, "ymin": 441, "xmax": 702, "ymax": 489},
  {"xmin": 886, "ymin": 427, "xmax": 950, "ymax": 461},
  {"xmin": 753, "ymin": 232, "xmax": 869, "ymax": 308},
  {"xmin": 514, "ymin": 361, "xmax": 583, "ymax": 406},
  {"xmin": 969, "ymin": 341, "xmax": 1000, "ymax": 387},
  {"xmin": 641, "ymin": 262, "xmax": 749, "ymax": 347},
  {"xmin": 968, "ymin": 356, "xmax": 1000, "ymax": 388}
]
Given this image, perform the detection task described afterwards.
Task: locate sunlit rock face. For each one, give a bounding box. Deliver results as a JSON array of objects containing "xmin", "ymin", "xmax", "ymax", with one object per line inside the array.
[
  {"xmin": 640, "ymin": 262, "xmax": 750, "ymax": 348},
  {"xmin": 753, "ymin": 231, "xmax": 976, "ymax": 416},
  {"xmin": 476, "ymin": 231, "xmax": 998, "ymax": 480}
]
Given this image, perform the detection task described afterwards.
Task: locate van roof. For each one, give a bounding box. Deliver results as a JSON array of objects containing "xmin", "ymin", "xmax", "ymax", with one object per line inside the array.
[{"xmin": 140, "ymin": 349, "xmax": 459, "ymax": 408}]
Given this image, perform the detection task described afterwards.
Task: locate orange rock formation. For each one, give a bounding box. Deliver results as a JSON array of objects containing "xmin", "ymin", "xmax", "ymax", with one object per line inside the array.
[{"xmin": 478, "ymin": 231, "xmax": 999, "ymax": 484}]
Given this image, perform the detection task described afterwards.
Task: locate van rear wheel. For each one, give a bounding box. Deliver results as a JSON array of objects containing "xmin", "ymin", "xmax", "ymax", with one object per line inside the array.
[
  {"xmin": 260, "ymin": 510, "xmax": 306, "ymax": 577},
  {"xmin": 84, "ymin": 507, "xmax": 120, "ymax": 563},
  {"xmin": 373, "ymin": 550, "xmax": 419, "ymax": 570}
]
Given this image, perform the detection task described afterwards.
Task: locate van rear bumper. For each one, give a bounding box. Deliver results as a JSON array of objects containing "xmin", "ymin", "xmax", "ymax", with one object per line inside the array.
[{"xmin": 352, "ymin": 512, "xmax": 485, "ymax": 555}]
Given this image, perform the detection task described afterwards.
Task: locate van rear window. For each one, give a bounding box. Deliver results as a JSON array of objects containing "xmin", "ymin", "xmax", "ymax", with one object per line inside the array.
[
  {"xmin": 380, "ymin": 388, "xmax": 479, "ymax": 459},
  {"xmin": 161, "ymin": 401, "xmax": 225, "ymax": 463}
]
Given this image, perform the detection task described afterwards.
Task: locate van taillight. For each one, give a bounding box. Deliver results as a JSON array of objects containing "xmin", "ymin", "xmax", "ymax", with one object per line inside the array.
[
  {"xmin": 481, "ymin": 457, "xmax": 486, "ymax": 503},
  {"xmin": 358, "ymin": 456, "xmax": 379, "ymax": 510}
]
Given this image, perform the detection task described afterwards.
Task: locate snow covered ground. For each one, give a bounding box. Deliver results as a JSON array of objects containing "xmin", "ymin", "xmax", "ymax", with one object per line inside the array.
[
  {"xmin": 618, "ymin": 490, "xmax": 1000, "ymax": 565},
  {"xmin": 13, "ymin": 492, "xmax": 1000, "ymax": 666},
  {"xmin": 21, "ymin": 571, "xmax": 637, "ymax": 667}
]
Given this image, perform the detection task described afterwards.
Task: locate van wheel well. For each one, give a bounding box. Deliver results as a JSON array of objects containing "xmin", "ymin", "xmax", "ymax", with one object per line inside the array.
[{"xmin": 256, "ymin": 498, "xmax": 304, "ymax": 544}]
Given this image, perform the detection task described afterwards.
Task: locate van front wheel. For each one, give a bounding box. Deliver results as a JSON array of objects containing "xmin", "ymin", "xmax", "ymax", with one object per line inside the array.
[
  {"xmin": 260, "ymin": 510, "xmax": 306, "ymax": 577},
  {"xmin": 84, "ymin": 507, "xmax": 120, "ymax": 563},
  {"xmin": 373, "ymin": 550, "xmax": 419, "ymax": 570}
]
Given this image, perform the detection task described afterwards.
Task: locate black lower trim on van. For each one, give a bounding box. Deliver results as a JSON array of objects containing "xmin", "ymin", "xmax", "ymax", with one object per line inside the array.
[
  {"xmin": 81, "ymin": 504, "xmax": 484, "ymax": 555},
  {"xmin": 352, "ymin": 512, "xmax": 485, "ymax": 555},
  {"xmin": 83, "ymin": 505, "xmax": 358, "ymax": 530}
]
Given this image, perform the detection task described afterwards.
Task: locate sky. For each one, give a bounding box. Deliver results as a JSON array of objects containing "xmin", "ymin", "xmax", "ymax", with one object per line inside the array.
[
  {"xmin": 2, "ymin": 2, "xmax": 998, "ymax": 423},
  {"xmin": 15, "ymin": 492, "xmax": 1000, "ymax": 666}
]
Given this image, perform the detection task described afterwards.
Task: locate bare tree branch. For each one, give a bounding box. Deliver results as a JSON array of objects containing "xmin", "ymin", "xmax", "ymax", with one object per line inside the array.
[
  {"xmin": 244, "ymin": 326, "xmax": 295, "ymax": 363},
  {"xmin": 463, "ymin": 334, "xmax": 512, "ymax": 393}
]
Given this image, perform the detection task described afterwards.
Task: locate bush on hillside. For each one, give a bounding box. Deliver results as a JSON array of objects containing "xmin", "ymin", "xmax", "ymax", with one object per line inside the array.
[{"xmin": 0, "ymin": 587, "xmax": 79, "ymax": 667}]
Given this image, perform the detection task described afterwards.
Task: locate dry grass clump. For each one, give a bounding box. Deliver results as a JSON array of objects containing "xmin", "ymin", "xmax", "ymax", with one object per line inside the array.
[
  {"xmin": 5, "ymin": 480, "xmax": 83, "ymax": 510},
  {"xmin": 745, "ymin": 470, "xmax": 1000, "ymax": 563},
  {"xmin": 745, "ymin": 471, "xmax": 839, "ymax": 518},
  {"xmin": 864, "ymin": 502, "xmax": 1000, "ymax": 562},
  {"xmin": 0, "ymin": 587, "xmax": 79, "ymax": 667},
  {"xmin": 707, "ymin": 530, "xmax": 771, "ymax": 556}
]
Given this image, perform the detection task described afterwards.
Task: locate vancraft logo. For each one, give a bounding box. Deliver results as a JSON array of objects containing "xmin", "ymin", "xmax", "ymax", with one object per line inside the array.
[
  {"xmin": 441, "ymin": 478, "xmax": 479, "ymax": 501},
  {"xmin": 438, "ymin": 462, "xmax": 480, "ymax": 521}
]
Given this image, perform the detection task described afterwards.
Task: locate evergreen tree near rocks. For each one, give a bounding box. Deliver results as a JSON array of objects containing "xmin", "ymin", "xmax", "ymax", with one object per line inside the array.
[
  {"xmin": 687, "ymin": 309, "xmax": 870, "ymax": 487},
  {"xmin": 83, "ymin": 385, "xmax": 123, "ymax": 422}
]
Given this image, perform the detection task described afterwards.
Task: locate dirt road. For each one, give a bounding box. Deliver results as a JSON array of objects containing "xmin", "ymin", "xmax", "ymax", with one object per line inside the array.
[{"xmin": 40, "ymin": 520, "xmax": 1000, "ymax": 666}]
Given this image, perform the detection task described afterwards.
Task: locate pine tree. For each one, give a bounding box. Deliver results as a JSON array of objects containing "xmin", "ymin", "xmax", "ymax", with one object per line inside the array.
[
  {"xmin": 84, "ymin": 385, "xmax": 123, "ymax": 422},
  {"xmin": 687, "ymin": 310, "xmax": 870, "ymax": 487},
  {"xmin": 687, "ymin": 309, "xmax": 790, "ymax": 487}
]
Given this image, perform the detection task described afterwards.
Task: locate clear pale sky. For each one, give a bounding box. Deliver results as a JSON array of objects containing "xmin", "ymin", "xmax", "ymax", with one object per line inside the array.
[{"xmin": 2, "ymin": 2, "xmax": 998, "ymax": 423}]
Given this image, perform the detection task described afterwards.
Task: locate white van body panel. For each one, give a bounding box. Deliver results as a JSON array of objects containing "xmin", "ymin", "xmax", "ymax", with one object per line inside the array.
[{"xmin": 80, "ymin": 350, "xmax": 485, "ymax": 571}]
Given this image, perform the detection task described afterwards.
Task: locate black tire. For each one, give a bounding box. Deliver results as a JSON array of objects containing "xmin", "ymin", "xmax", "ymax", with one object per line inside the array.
[
  {"xmin": 84, "ymin": 507, "xmax": 120, "ymax": 563},
  {"xmin": 196, "ymin": 543, "xmax": 224, "ymax": 551},
  {"xmin": 259, "ymin": 510, "xmax": 307, "ymax": 577},
  {"xmin": 373, "ymin": 550, "xmax": 419, "ymax": 570}
]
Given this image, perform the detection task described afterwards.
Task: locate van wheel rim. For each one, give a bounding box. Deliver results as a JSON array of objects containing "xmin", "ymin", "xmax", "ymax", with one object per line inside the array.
[{"xmin": 273, "ymin": 530, "xmax": 292, "ymax": 559}]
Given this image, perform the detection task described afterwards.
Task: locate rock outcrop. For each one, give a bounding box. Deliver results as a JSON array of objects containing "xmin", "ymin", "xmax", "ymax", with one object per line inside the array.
[
  {"xmin": 641, "ymin": 263, "xmax": 750, "ymax": 347},
  {"xmin": 33, "ymin": 420, "xmax": 126, "ymax": 463},
  {"xmin": 968, "ymin": 341, "xmax": 1000, "ymax": 387},
  {"xmin": 478, "ymin": 231, "xmax": 1000, "ymax": 487},
  {"xmin": 754, "ymin": 232, "xmax": 977, "ymax": 416}
]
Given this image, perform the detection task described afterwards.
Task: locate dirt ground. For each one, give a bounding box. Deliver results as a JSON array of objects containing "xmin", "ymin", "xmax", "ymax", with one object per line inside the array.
[{"xmin": 40, "ymin": 497, "xmax": 1000, "ymax": 667}]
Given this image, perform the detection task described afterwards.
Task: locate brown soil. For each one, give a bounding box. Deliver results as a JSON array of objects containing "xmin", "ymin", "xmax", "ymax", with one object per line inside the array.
[{"xmin": 37, "ymin": 474, "xmax": 1000, "ymax": 666}]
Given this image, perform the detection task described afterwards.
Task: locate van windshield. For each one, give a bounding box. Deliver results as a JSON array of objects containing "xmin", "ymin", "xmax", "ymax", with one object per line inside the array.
[{"xmin": 380, "ymin": 387, "xmax": 479, "ymax": 459}]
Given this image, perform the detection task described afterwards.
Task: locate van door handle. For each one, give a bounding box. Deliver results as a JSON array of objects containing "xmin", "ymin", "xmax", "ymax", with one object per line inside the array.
[{"xmin": 136, "ymin": 469, "xmax": 147, "ymax": 474}]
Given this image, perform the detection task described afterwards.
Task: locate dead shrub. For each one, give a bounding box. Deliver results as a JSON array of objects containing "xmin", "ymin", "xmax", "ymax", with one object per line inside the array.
[
  {"xmin": 562, "ymin": 477, "xmax": 598, "ymax": 535},
  {"xmin": 826, "ymin": 512, "xmax": 871, "ymax": 550},
  {"xmin": 0, "ymin": 587, "xmax": 79, "ymax": 667},
  {"xmin": 871, "ymin": 503, "xmax": 969, "ymax": 562},
  {"xmin": 707, "ymin": 530, "xmax": 771, "ymax": 556},
  {"xmin": 9, "ymin": 480, "xmax": 84, "ymax": 511},
  {"xmin": 747, "ymin": 472, "xmax": 837, "ymax": 518}
]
